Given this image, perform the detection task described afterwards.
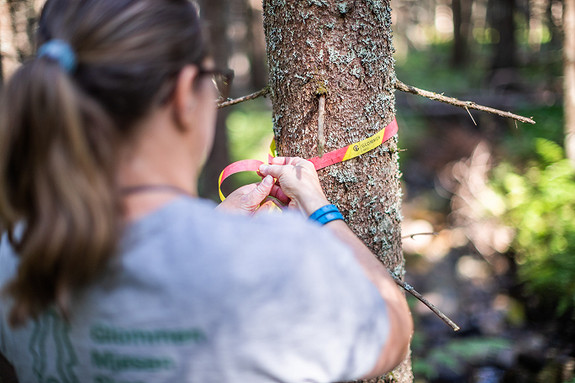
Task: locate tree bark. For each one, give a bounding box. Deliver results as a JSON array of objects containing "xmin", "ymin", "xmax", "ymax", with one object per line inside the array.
[
  {"xmin": 565, "ymin": 0, "xmax": 575, "ymax": 164},
  {"xmin": 262, "ymin": 1, "xmax": 411, "ymax": 382}
]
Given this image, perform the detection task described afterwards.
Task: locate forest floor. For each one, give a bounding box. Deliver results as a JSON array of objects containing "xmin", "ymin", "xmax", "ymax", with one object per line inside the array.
[{"xmin": 396, "ymin": 61, "xmax": 575, "ymax": 381}]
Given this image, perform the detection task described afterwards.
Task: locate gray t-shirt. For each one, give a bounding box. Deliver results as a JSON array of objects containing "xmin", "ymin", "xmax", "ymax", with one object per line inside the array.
[{"xmin": 0, "ymin": 197, "xmax": 389, "ymax": 383}]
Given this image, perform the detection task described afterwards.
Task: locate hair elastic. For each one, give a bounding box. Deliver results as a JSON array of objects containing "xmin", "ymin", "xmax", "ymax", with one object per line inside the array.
[{"xmin": 38, "ymin": 39, "xmax": 77, "ymax": 73}]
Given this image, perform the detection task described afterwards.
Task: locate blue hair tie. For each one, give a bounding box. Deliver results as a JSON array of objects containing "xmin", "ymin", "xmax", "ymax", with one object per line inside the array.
[{"xmin": 38, "ymin": 40, "xmax": 77, "ymax": 73}]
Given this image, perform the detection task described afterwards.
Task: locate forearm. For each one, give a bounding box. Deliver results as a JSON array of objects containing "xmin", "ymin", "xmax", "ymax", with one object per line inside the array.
[
  {"xmin": 325, "ymin": 220, "xmax": 408, "ymax": 309},
  {"xmin": 300, "ymin": 198, "xmax": 410, "ymax": 316},
  {"xmin": 257, "ymin": 158, "xmax": 412, "ymax": 373},
  {"xmin": 324, "ymin": 220, "xmax": 413, "ymax": 375},
  {"xmin": 257, "ymin": 158, "xmax": 412, "ymax": 372}
]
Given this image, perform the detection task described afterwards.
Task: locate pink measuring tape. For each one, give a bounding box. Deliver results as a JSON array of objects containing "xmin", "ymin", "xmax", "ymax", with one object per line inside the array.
[{"xmin": 218, "ymin": 118, "xmax": 399, "ymax": 201}]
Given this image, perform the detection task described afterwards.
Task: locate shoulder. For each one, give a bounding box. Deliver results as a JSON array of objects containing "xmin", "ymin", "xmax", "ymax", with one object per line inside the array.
[
  {"xmin": 211, "ymin": 203, "xmax": 360, "ymax": 275},
  {"xmin": 120, "ymin": 197, "xmax": 383, "ymax": 317},
  {"xmin": 133, "ymin": 196, "xmax": 346, "ymax": 261},
  {"xmin": 123, "ymin": 196, "xmax": 367, "ymax": 295}
]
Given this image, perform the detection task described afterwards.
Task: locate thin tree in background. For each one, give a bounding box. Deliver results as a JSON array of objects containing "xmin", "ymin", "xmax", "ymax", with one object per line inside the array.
[
  {"xmin": 565, "ymin": 0, "xmax": 575, "ymax": 163},
  {"xmin": 262, "ymin": 1, "xmax": 411, "ymax": 382},
  {"xmin": 546, "ymin": 0, "xmax": 563, "ymax": 49},
  {"xmin": 7, "ymin": 0, "xmax": 35, "ymax": 62},
  {"xmin": 488, "ymin": 0, "xmax": 518, "ymax": 69},
  {"xmin": 245, "ymin": 0, "xmax": 268, "ymax": 90},
  {"xmin": 0, "ymin": 37, "xmax": 4, "ymax": 86},
  {"xmin": 452, "ymin": 0, "xmax": 474, "ymax": 67},
  {"xmin": 1, "ymin": 0, "xmax": 40, "ymax": 82},
  {"xmin": 198, "ymin": 0, "xmax": 232, "ymax": 199}
]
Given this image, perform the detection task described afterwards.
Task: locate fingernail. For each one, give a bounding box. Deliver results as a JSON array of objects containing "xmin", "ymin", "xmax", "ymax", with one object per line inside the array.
[
  {"xmin": 262, "ymin": 175, "xmax": 273, "ymax": 186},
  {"xmin": 259, "ymin": 164, "xmax": 269, "ymax": 172}
]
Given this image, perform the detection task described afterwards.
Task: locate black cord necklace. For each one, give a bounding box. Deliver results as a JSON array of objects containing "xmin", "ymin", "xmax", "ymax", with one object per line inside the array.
[{"xmin": 120, "ymin": 184, "xmax": 192, "ymax": 196}]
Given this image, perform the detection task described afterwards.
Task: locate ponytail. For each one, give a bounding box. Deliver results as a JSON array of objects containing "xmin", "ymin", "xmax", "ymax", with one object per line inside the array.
[
  {"xmin": 0, "ymin": 57, "xmax": 121, "ymax": 326},
  {"xmin": 1, "ymin": 0, "xmax": 207, "ymax": 327}
]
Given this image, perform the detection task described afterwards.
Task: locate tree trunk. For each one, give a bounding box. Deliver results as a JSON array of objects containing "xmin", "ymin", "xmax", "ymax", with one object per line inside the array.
[
  {"xmin": 1, "ymin": 0, "xmax": 39, "ymax": 81},
  {"xmin": 7, "ymin": 0, "xmax": 35, "ymax": 62},
  {"xmin": 565, "ymin": 0, "xmax": 575, "ymax": 164},
  {"xmin": 488, "ymin": 0, "xmax": 517, "ymax": 69},
  {"xmin": 262, "ymin": 1, "xmax": 411, "ymax": 382},
  {"xmin": 452, "ymin": 0, "xmax": 473, "ymax": 67},
  {"xmin": 246, "ymin": 0, "xmax": 268, "ymax": 90},
  {"xmin": 545, "ymin": 0, "xmax": 562, "ymax": 49},
  {"xmin": 197, "ymin": 0, "xmax": 231, "ymax": 201},
  {"xmin": 0, "ymin": 32, "xmax": 4, "ymax": 87}
]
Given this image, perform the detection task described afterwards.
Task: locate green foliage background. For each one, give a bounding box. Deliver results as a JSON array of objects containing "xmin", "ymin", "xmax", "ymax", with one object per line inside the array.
[
  {"xmin": 491, "ymin": 138, "xmax": 575, "ymax": 316},
  {"xmin": 222, "ymin": 100, "xmax": 274, "ymax": 192}
]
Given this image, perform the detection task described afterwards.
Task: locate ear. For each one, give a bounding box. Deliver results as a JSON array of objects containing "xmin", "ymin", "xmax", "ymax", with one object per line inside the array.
[{"xmin": 172, "ymin": 65, "xmax": 200, "ymax": 131}]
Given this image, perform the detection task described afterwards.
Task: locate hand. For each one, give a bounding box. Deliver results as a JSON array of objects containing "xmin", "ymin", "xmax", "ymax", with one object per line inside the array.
[
  {"xmin": 217, "ymin": 175, "xmax": 281, "ymax": 215},
  {"xmin": 258, "ymin": 157, "xmax": 329, "ymax": 216}
]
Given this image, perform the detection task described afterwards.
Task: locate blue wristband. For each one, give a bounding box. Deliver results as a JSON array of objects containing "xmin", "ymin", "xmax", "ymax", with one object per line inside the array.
[
  {"xmin": 315, "ymin": 211, "xmax": 345, "ymax": 225},
  {"xmin": 309, "ymin": 204, "xmax": 345, "ymax": 225},
  {"xmin": 309, "ymin": 204, "xmax": 338, "ymax": 221}
]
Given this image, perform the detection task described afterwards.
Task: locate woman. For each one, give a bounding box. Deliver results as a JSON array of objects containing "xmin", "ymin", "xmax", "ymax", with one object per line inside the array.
[{"xmin": 0, "ymin": 0, "xmax": 412, "ymax": 382}]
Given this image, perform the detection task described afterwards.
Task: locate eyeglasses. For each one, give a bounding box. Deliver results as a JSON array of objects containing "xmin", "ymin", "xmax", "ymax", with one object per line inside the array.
[{"xmin": 198, "ymin": 68, "xmax": 234, "ymax": 102}]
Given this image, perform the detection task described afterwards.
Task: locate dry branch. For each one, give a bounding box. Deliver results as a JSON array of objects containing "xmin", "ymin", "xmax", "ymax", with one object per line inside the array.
[
  {"xmin": 317, "ymin": 94, "xmax": 326, "ymax": 157},
  {"xmin": 389, "ymin": 272, "xmax": 461, "ymax": 332},
  {"xmin": 395, "ymin": 79, "xmax": 536, "ymax": 125},
  {"xmin": 220, "ymin": 81, "xmax": 536, "ymax": 126},
  {"xmin": 402, "ymin": 232, "xmax": 438, "ymax": 240},
  {"xmin": 217, "ymin": 87, "xmax": 270, "ymax": 109}
]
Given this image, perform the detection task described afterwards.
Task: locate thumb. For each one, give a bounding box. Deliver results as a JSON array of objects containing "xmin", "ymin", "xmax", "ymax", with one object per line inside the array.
[{"xmin": 242, "ymin": 175, "xmax": 274, "ymax": 206}]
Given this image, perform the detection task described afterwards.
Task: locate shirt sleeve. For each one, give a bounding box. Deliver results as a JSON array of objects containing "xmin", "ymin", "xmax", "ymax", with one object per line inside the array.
[
  {"xmin": 0, "ymin": 233, "xmax": 10, "ymax": 356},
  {"xmin": 0, "ymin": 232, "xmax": 20, "ymax": 360},
  {"xmin": 219, "ymin": 214, "xmax": 390, "ymax": 383}
]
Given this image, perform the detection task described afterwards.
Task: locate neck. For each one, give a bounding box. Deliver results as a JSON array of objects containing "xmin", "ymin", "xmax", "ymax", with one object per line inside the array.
[
  {"xmin": 117, "ymin": 111, "xmax": 201, "ymax": 221},
  {"xmin": 118, "ymin": 151, "xmax": 198, "ymax": 221},
  {"xmin": 118, "ymin": 148, "xmax": 198, "ymax": 196}
]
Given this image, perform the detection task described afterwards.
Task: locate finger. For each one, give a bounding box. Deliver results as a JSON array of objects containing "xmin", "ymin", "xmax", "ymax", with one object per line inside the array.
[
  {"xmin": 269, "ymin": 157, "xmax": 290, "ymax": 165},
  {"xmin": 230, "ymin": 183, "xmax": 257, "ymax": 195},
  {"xmin": 258, "ymin": 164, "xmax": 286, "ymax": 179},
  {"xmin": 244, "ymin": 175, "xmax": 274, "ymax": 205},
  {"xmin": 269, "ymin": 184, "xmax": 290, "ymax": 205},
  {"xmin": 292, "ymin": 158, "xmax": 316, "ymax": 170},
  {"xmin": 269, "ymin": 157, "xmax": 308, "ymax": 166},
  {"xmin": 288, "ymin": 200, "xmax": 300, "ymax": 210}
]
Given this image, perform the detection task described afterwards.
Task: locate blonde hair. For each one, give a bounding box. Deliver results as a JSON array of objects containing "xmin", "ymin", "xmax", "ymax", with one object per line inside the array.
[{"xmin": 0, "ymin": 0, "xmax": 206, "ymax": 326}]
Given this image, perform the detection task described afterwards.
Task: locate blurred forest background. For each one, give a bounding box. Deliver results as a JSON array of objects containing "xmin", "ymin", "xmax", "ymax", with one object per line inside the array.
[{"xmin": 1, "ymin": 0, "xmax": 574, "ymax": 382}]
